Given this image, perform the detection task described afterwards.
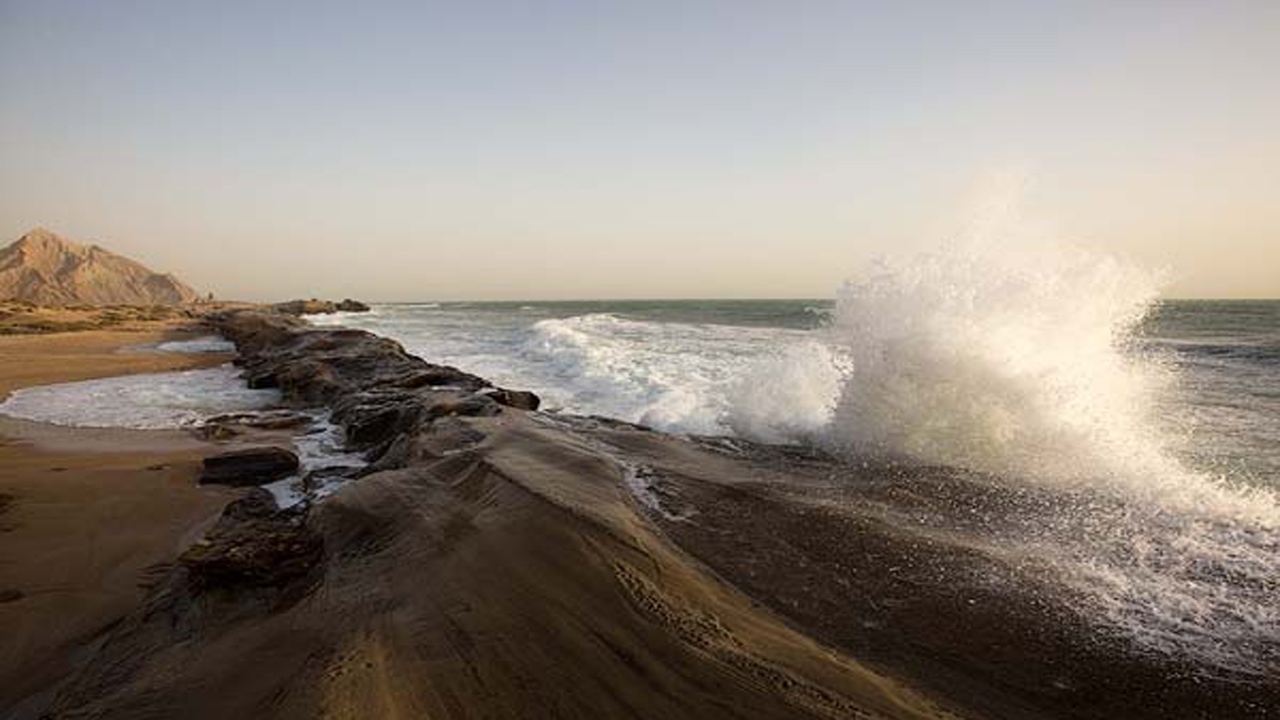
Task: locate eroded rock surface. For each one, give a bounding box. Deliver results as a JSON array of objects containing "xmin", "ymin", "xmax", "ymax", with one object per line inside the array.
[
  {"xmin": 179, "ymin": 489, "xmax": 322, "ymax": 589},
  {"xmin": 199, "ymin": 446, "xmax": 300, "ymax": 486}
]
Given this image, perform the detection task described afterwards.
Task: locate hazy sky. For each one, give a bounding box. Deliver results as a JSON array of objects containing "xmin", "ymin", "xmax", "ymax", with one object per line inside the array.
[{"xmin": 1, "ymin": 1, "xmax": 1277, "ymax": 300}]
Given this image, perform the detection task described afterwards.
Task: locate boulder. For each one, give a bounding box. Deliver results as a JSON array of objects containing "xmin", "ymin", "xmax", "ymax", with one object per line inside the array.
[
  {"xmin": 484, "ymin": 388, "xmax": 541, "ymax": 411},
  {"xmin": 179, "ymin": 489, "xmax": 322, "ymax": 589},
  {"xmin": 270, "ymin": 298, "xmax": 371, "ymax": 316},
  {"xmin": 196, "ymin": 411, "xmax": 314, "ymax": 441},
  {"xmin": 424, "ymin": 394, "xmax": 503, "ymax": 421},
  {"xmin": 271, "ymin": 299, "xmax": 337, "ymax": 316},
  {"xmin": 200, "ymin": 446, "xmax": 300, "ymax": 486},
  {"xmin": 337, "ymin": 298, "xmax": 371, "ymax": 312}
]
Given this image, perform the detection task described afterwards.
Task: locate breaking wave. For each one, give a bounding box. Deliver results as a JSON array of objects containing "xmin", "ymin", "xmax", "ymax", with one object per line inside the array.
[{"xmin": 786, "ymin": 237, "xmax": 1279, "ymax": 678}]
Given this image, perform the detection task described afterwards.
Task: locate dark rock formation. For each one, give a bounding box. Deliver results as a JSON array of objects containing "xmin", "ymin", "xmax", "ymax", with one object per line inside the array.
[
  {"xmin": 271, "ymin": 298, "xmax": 371, "ymax": 316},
  {"xmin": 482, "ymin": 388, "xmax": 541, "ymax": 411},
  {"xmin": 208, "ymin": 310, "xmax": 536, "ymax": 465},
  {"xmin": 196, "ymin": 411, "xmax": 315, "ymax": 440},
  {"xmin": 179, "ymin": 489, "xmax": 322, "ymax": 589},
  {"xmin": 30, "ymin": 308, "xmax": 1276, "ymax": 720},
  {"xmin": 199, "ymin": 446, "xmax": 300, "ymax": 486}
]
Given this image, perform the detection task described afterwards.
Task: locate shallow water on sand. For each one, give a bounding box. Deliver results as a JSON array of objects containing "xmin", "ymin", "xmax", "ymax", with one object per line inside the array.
[{"xmin": 0, "ymin": 365, "xmax": 280, "ymax": 430}]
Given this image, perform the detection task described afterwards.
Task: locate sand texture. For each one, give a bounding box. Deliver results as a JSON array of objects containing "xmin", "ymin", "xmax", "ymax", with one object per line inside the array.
[{"xmin": 0, "ymin": 326, "xmax": 236, "ymax": 716}]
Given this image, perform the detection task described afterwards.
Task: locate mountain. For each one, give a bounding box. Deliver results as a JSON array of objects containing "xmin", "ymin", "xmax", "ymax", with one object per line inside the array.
[{"xmin": 0, "ymin": 228, "xmax": 199, "ymax": 306}]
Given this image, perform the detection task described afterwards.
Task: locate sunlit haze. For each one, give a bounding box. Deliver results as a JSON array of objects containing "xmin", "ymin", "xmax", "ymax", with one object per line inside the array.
[{"xmin": 2, "ymin": 1, "xmax": 1277, "ymax": 300}]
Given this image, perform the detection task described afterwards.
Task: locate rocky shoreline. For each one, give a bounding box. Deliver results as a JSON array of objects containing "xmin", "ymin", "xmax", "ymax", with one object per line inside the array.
[
  {"xmin": 27, "ymin": 311, "xmax": 941, "ymax": 720},
  {"xmin": 25, "ymin": 310, "xmax": 1280, "ymax": 719}
]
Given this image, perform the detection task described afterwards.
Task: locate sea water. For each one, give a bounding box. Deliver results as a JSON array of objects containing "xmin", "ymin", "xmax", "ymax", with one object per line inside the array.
[
  {"xmin": 1, "ymin": 248, "xmax": 1276, "ymax": 677},
  {"xmin": 0, "ymin": 365, "xmax": 280, "ymax": 430},
  {"xmin": 310, "ymin": 252, "xmax": 1279, "ymax": 678},
  {"xmin": 309, "ymin": 297, "xmax": 1280, "ymax": 497}
]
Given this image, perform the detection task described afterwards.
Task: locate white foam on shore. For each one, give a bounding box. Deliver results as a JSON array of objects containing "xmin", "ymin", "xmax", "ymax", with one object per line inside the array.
[
  {"xmin": 0, "ymin": 366, "xmax": 281, "ymax": 430},
  {"xmin": 154, "ymin": 336, "xmax": 237, "ymax": 354},
  {"xmin": 263, "ymin": 411, "xmax": 367, "ymax": 508},
  {"xmin": 118, "ymin": 335, "xmax": 237, "ymax": 355}
]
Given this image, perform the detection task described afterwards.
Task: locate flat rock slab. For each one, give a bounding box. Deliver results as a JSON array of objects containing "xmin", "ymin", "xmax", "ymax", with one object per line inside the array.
[{"xmin": 199, "ymin": 446, "xmax": 299, "ymax": 486}]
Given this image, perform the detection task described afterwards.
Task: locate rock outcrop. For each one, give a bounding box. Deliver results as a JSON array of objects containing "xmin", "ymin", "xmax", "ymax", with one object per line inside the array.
[
  {"xmin": 0, "ymin": 228, "xmax": 199, "ymax": 306},
  {"xmin": 179, "ymin": 489, "xmax": 322, "ymax": 589},
  {"xmin": 271, "ymin": 298, "xmax": 371, "ymax": 316},
  {"xmin": 199, "ymin": 446, "xmax": 300, "ymax": 486},
  {"xmin": 31, "ymin": 311, "xmax": 1269, "ymax": 720},
  {"xmin": 35, "ymin": 311, "xmax": 948, "ymax": 720}
]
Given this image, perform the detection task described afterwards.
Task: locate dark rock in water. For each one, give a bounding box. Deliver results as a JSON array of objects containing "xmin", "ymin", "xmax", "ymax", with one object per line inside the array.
[
  {"xmin": 271, "ymin": 299, "xmax": 336, "ymax": 316},
  {"xmin": 271, "ymin": 298, "xmax": 371, "ymax": 316},
  {"xmin": 179, "ymin": 489, "xmax": 321, "ymax": 589},
  {"xmin": 484, "ymin": 387, "xmax": 541, "ymax": 411},
  {"xmin": 196, "ymin": 411, "xmax": 313, "ymax": 441},
  {"xmin": 199, "ymin": 446, "xmax": 299, "ymax": 486},
  {"xmin": 301, "ymin": 466, "xmax": 362, "ymax": 493},
  {"xmin": 340, "ymin": 396, "xmax": 426, "ymax": 447},
  {"xmin": 243, "ymin": 369, "xmax": 279, "ymax": 389},
  {"xmin": 210, "ymin": 311, "xmax": 493, "ymax": 407},
  {"xmin": 394, "ymin": 366, "xmax": 489, "ymax": 390}
]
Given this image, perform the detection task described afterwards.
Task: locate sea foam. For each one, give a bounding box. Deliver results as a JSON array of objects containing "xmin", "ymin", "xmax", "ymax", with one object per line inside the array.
[
  {"xmin": 785, "ymin": 232, "xmax": 1280, "ymax": 677},
  {"xmin": 0, "ymin": 366, "xmax": 280, "ymax": 430}
]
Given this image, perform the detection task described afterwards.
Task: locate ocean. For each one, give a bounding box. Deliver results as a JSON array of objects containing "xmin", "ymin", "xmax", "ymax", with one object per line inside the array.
[
  {"xmin": 307, "ymin": 292, "xmax": 1280, "ymax": 680},
  {"xmin": 309, "ymin": 298, "xmax": 1280, "ymax": 495},
  {"xmin": 2, "ymin": 246, "xmax": 1277, "ymax": 684}
]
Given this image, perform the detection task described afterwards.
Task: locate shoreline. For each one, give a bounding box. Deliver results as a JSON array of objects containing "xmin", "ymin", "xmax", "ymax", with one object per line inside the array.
[
  {"xmin": 5, "ymin": 310, "xmax": 1276, "ymax": 719},
  {"xmin": 0, "ymin": 323, "xmax": 239, "ymax": 716},
  {"xmin": 25, "ymin": 311, "xmax": 953, "ymax": 720}
]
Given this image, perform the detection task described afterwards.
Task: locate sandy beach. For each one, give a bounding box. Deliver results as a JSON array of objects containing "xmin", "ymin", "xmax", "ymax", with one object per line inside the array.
[{"xmin": 0, "ymin": 326, "xmax": 237, "ymax": 714}]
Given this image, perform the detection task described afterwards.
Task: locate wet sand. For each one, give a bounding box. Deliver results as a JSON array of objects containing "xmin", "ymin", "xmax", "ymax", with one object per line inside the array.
[{"xmin": 0, "ymin": 327, "xmax": 236, "ymax": 715}]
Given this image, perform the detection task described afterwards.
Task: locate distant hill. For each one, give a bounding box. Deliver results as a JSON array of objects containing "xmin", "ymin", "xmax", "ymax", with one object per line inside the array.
[{"xmin": 0, "ymin": 228, "xmax": 199, "ymax": 306}]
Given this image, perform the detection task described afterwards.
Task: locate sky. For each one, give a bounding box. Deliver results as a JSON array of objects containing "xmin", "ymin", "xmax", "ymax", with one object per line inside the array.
[{"xmin": 1, "ymin": 0, "xmax": 1277, "ymax": 301}]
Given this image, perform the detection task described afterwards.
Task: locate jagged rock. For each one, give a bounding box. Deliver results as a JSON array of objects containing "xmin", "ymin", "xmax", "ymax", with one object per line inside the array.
[
  {"xmin": 272, "ymin": 298, "xmax": 371, "ymax": 316},
  {"xmin": 485, "ymin": 388, "xmax": 541, "ymax": 411},
  {"xmin": 393, "ymin": 366, "xmax": 489, "ymax": 390},
  {"xmin": 271, "ymin": 299, "xmax": 337, "ymax": 315},
  {"xmin": 211, "ymin": 312, "xmax": 492, "ymax": 407},
  {"xmin": 337, "ymin": 298, "xmax": 370, "ymax": 312},
  {"xmin": 425, "ymin": 394, "xmax": 502, "ymax": 421},
  {"xmin": 339, "ymin": 397, "xmax": 427, "ymax": 448},
  {"xmin": 203, "ymin": 311, "xmax": 542, "ymax": 477},
  {"xmin": 199, "ymin": 447, "xmax": 299, "ymax": 486},
  {"xmin": 196, "ymin": 411, "xmax": 314, "ymax": 441},
  {"xmin": 179, "ymin": 489, "xmax": 321, "ymax": 589}
]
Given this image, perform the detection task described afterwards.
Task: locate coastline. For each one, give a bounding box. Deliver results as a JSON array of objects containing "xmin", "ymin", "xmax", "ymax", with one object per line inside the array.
[
  {"xmin": 23, "ymin": 311, "xmax": 951, "ymax": 720},
  {"xmin": 0, "ymin": 324, "xmax": 237, "ymax": 715},
  {"xmin": 5, "ymin": 310, "xmax": 1276, "ymax": 719}
]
